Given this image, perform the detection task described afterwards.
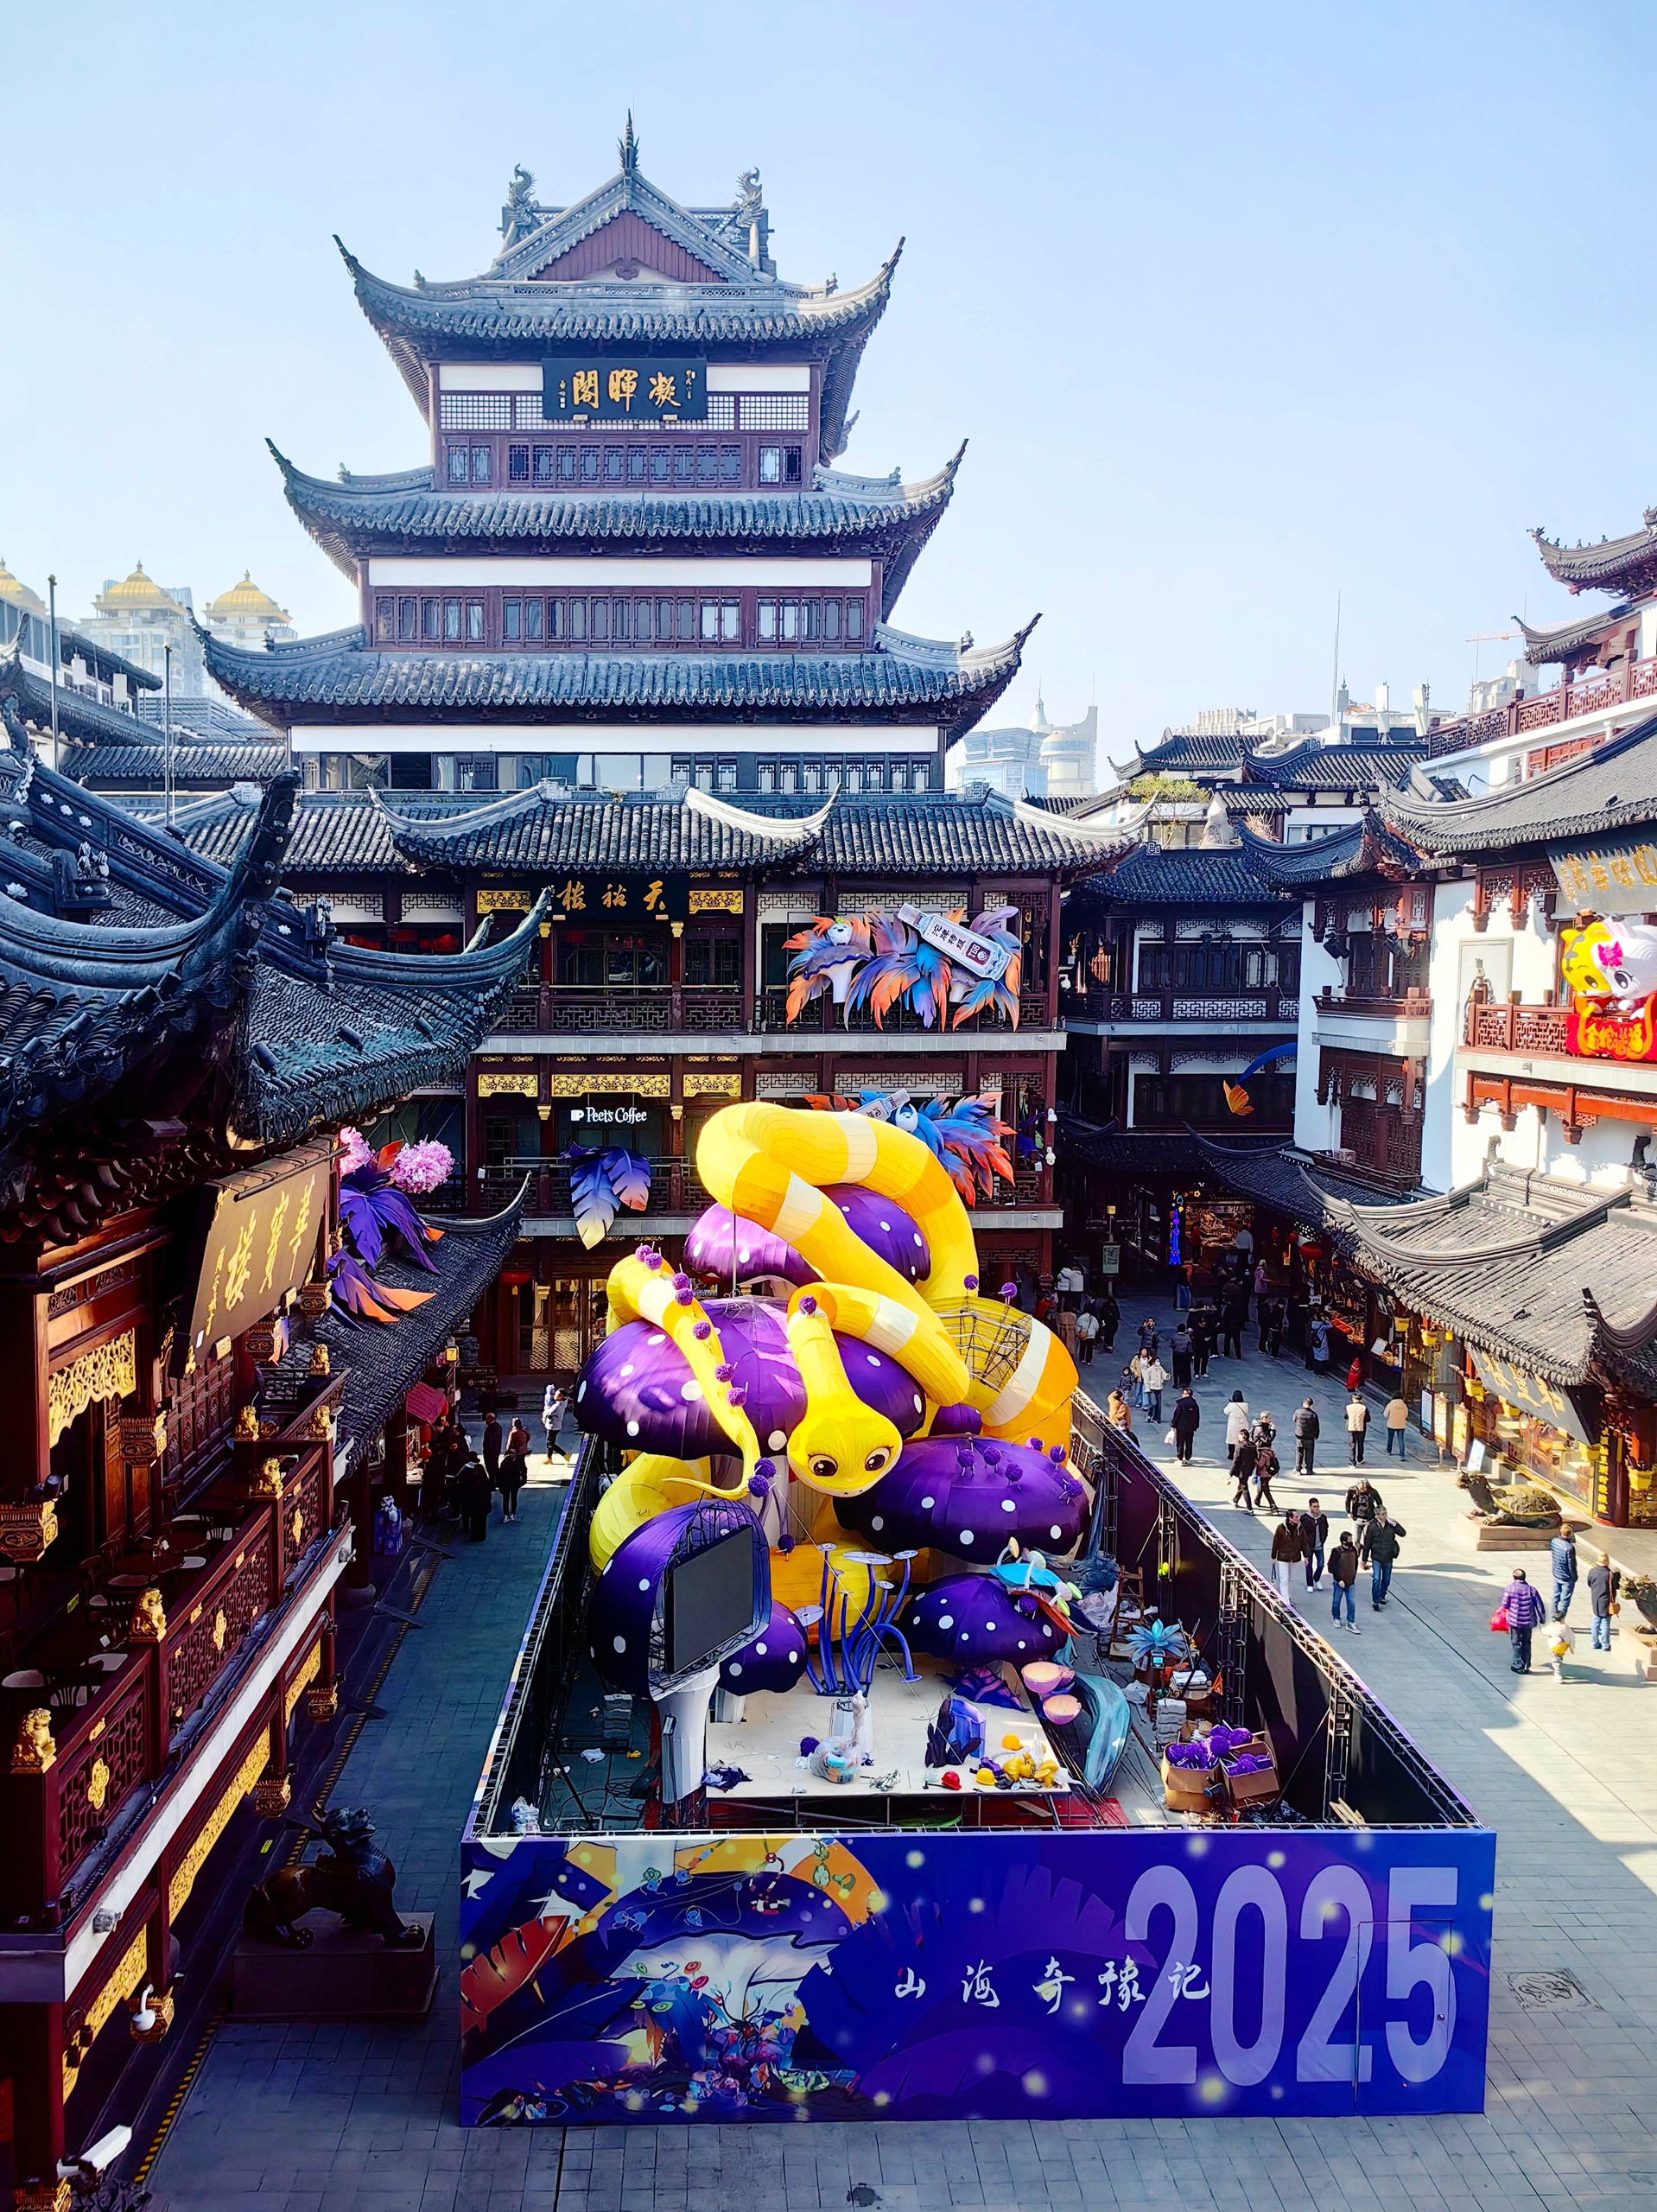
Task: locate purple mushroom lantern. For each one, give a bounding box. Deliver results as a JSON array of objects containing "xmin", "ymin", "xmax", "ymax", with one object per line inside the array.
[
  {"xmin": 820, "ymin": 1185, "xmax": 931, "ymax": 1284},
  {"xmin": 835, "ymin": 1435, "xmax": 1088, "ymax": 1561},
  {"xmin": 588, "ymin": 1497, "xmax": 769, "ymax": 1800},
  {"xmin": 717, "ymin": 1599, "xmax": 809, "ymax": 1694},
  {"xmin": 683, "ymin": 1205, "xmax": 817, "ymax": 1289},
  {"xmin": 902, "ymin": 1569, "xmax": 1063, "ymax": 1665}
]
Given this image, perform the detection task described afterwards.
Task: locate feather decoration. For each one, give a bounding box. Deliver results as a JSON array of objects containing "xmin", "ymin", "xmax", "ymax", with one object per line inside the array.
[
  {"xmin": 784, "ymin": 917, "xmax": 873, "ymax": 1020},
  {"xmin": 327, "ymin": 1248, "xmax": 436, "ymax": 1324},
  {"xmin": 339, "ymin": 1164, "xmax": 442, "ymax": 1273},
  {"xmin": 568, "ymin": 1147, "xmax": 652, "ymax": 1249},
  {"xmin": 950, "ymin": 906, "xmax": 1024, "ymax": 1028}
]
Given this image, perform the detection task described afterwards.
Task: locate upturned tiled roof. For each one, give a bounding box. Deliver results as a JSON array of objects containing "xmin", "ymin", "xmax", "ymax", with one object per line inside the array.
[
  {"xmin": 138, "ymin": 789, "xmax": 454, "ymax": 874},
  {"xmin": 271, "ymin": 445, "xmax": 962, "ymax": 613},
  {"xmin": 1517, "ymin": 608, "xmax": 1628, "ymax": 667},
  {"xmin": 1075, "ymin": 842, "xmax": 1292, "ymax": 906},
  {"xmin": 66, "ymin": 743, "xmax": 289, "ymax": 788},
  {"xmin": 1136, "ymin": 733, "xmax": 1247, "ymax": 773},
  {"xmin": 314, "ymin": 1184, "xmax": 530, "ymax": 1475},
  {"xmin": 1057, "ymin": 1118, "xmax": 1288, "ymax": 1178},
  {"xmin": 1324, "ymin": 1164, "xmax": 1657, "ymax": 1390},
  {"xmin": 1378, "ymin": 713, "xmax": 1657, "ymax": 857},
  {"xmin": 201, "ymin": 620, "xmax": 1035, "ymax": 742},
  {"xmin": 1241, "ymin": 740, "xmax": 1426, "ymax": 791},
  {"xmin": 1533, "ymin": 517, "xmax": 1657, "ymax": 597},
  {"xmin": 1236, "ymin": 817, "xmax": 1423, "ymax": 887},
  {"xmin": 1192, "ymin": 1139, "xmax": 1419, "ymax": 1228},
  {"xmin": 0, "ymin": 635, "xmax": 161, "ymax": 751}
]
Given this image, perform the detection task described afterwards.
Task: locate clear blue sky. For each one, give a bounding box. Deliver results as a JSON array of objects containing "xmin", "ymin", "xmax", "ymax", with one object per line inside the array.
[{"xmin": 6, "ymin": 2, "xmax": 1652, "ymax": 750}]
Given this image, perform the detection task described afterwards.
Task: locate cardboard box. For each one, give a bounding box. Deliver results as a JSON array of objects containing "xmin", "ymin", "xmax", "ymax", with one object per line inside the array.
[
  {"xmin": 1220, "ymin": 1732, "xmax": 1280, "ymax": 1806},
  {"xmin": 1159, "ymin": 1751, "xmax": 1216, "ymax": 1813}
]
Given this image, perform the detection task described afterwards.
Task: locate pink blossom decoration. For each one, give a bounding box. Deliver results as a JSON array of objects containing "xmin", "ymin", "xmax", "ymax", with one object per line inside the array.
[{"xmin": 387, "ymin": 1140, "xmax": 454, "ymax": 1195}]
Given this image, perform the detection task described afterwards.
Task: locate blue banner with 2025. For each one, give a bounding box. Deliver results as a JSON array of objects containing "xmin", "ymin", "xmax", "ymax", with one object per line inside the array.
[{"xmin": 458, "ymin": 1824, "xmax": 1494, "ymax": 2125}]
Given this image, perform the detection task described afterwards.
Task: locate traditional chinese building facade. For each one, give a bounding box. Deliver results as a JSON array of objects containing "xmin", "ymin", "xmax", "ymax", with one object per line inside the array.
[
  {"xmin": 203, "ymin": 128, "xmax": 1029, "ymax": 802},
  {"xmin": 0, "ymin": 749, "xmax": 536, "ymax": 2209}
]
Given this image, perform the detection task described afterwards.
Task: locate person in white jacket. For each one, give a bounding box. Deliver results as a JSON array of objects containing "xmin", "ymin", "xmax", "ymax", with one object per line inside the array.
[
  {"xmin": 1223, "ymin": 1392, "xmax": 1252, "ymax": 1460},
  {"xmin": 1141, "ymin": 1356, "xmax": 1168, "ymax": 1423}
]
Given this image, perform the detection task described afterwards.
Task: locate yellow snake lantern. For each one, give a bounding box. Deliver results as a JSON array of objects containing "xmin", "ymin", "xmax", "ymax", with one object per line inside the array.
[{"xmin": 575, "ymin": 1103, "xmax": 1084, "ymax": 1645}]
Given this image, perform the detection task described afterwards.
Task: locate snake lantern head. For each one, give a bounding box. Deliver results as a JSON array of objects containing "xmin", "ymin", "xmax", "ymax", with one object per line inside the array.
[{"xmin": 783, "ymin": 1288, "xmax": 903, "ymax": 1496}]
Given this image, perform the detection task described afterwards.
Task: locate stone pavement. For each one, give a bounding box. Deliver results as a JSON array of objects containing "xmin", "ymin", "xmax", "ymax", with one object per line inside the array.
[{"xmin": 146, "ymin": 1366, "xmax": 1657, "ymax": 2212}]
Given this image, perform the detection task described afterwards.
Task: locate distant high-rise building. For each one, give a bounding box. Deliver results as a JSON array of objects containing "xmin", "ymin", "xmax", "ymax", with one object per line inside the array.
[
  {"xmin": 81, "ymin": 563, "xmax": 206, "ymax": 693},
  {"xmin": 204, "ymin": 572, "xmax": 295, "ymax": 654},
  {"xmin": 948, "ymin": 692, "xmax": 1096, "ymax": 799}
]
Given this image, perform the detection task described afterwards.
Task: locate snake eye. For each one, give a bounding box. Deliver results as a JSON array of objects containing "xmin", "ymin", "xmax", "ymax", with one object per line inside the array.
[
  {"xmin": 863, "ymin": 1448, "xmax": 891, "ymax": 1473},
  {"xmin": 809, "ymin": 1456, "xmax": 838, "ymax": 1482}
]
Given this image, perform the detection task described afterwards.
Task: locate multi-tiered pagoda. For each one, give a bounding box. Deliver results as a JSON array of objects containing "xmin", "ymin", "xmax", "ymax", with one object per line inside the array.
[{"xmin": 206, "ymin": 126, "xmax": 1031, "ymax": 799}]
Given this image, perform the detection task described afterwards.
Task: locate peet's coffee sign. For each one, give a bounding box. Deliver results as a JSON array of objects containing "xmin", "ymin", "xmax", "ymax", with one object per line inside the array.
[
  {"xmin": 181, "ymin": 1140, "xmax": 333, "ymax": 1367},
  {"xmin": 541, "ymin": 359, "xmax": 708, "ymax": 421},
  {"xmin": 1468, "ymin": 1343, "xmax": 1593, "ymax": 1446}
]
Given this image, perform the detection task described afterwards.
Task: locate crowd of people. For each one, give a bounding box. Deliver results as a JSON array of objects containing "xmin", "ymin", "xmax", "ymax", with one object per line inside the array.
[{"xmin": 411, "ymin": 1408, "xmax": 538, "ymax": 1540}]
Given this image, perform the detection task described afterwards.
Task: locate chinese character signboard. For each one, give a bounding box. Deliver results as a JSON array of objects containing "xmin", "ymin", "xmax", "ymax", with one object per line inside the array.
[
  {"xmin": 1551, "ymin": 839, "xmax": 1657, "ymax": 914},
  {"xmin": 547, "ymin": 874, "xmax": 689, "ymax": 923},
  {"xmin": 541, "ymin": 359, "xmax": 708, "ymax": 421},
  {"xmin": 458, "ymin": 1825, "xmax": 1495, "ymax": 2124},
  {"xmin": 181, "ymin": 1139, "xmax": 333, "ymax": 1366},
  {"xmin": 1468, "ymin": 1343, "xmax": 1593, "ymax": 1446}
]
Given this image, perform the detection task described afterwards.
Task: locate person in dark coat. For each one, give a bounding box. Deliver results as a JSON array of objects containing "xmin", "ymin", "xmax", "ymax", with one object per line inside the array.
[
  {"xmin": 457, "ymin": 1454, "xmax": 495, "ymax": 1542},
  {"xmin": 1229, "ymin": 1433, "xmax": 1259, "ymax": 1509},
  {"xmin": 1190, "ymin": 1307, "xmax": 1214, "ymax": 1378},
  {"xmin": 1292, "ymin": 1399, "xmax": 1320, "ymax": 1474},
  {"xmin": 1298, "ymin": 1498, "xmax": 1329, "ymax": 1588},
  {"xmin": 1328, "ymin": 1531, "xmax": 1361, "ymax": 1633},
  {"xmin": 482, "ymin": 1413, "xmax": 503, "ymax": 1483},
  {"xmin": 1345, "ymin": 1476, "xmax": 1383, "ymax": 1529},
  {"xmin": 1587, "ymin": 1551, "xmax": 1620, "ymax": 1653},
  {"xmin": 1097, "ymin": 1290, "xmax": 1121, "ymax": 1352},
  {"xmin": 1136, "ymin": 1317, "xmax": 1159, "ymax": 1358},
  {"xmin": 496, "ymin": 1445, "xmax": 528, "ymax": 1522},
  {"xmin": 1220, "ymin": 1294, "xmax": 1247, "ymax": 1362},
  {"xmin": 1170, "ymin": 1325, "xmax": 1194, "ymax": 1389},
  {"xmin": 1501, "ymin": 1567, "xmax": 1547, "ymax": 1672},
  {"xmin": 1170, "ymin": 1388, "xmax": 1201, "ymax": 1464},
  {"xmin": 1360, "ymin": 1509, "xmax": 1406, "ymax": 1609}
]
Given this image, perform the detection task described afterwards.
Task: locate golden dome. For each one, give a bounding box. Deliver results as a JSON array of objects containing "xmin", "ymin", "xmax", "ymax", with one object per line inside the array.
[
  {"xmin": 0, "ymin": 559, "xmax": 46, "ymax": 614},
  {"xmin": 95, "ymin": 563, "xmax": 180, "ymax": 613},
  {"xmin": 207, "ymin": 570, "xmax": 291, "ymax": 624}
]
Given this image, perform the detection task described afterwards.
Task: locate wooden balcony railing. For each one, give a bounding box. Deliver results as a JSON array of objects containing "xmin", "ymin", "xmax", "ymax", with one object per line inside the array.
[
  {"xmin": 1463, "ymin": 1000, "xmax": 1574, "ymax": 1055},
  {"xmin": 1428, "ymin": 657, "xmax": 1657, "ymax": 758},
  {"xmin": 1, "ymin": 1373, "xmax": 343, "ymax": 1921},
  {"xmin": 1063, "ymin": 987, "xmax": 1298, "ymax": 1023},
  {"xmin": 1317, "ymin": 988, "xmax": 1432, "ymax": 1021},
  {"xmin": 495, "ymin": 985, "xmax": 744, "ymax": 1034}
]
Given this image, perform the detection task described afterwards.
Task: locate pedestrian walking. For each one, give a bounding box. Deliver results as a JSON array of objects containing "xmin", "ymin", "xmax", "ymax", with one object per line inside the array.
[
  {"xmin": 1171, "ymin": 1324, "xmax": 1194, "ymax": 1389},
  {"xmin": 1170, "ymin": 1387, "xmax": 1201, "ymax": 1463},
  {"xmin": 1075, "ymin": 1305, "xmax": 1099, "ymax": 1366},
  {"xmin": 1098, "ymin": 1290, "xmax": 1121, "ymax": 1353},
  {"xmin": 1128, "ymin": 1351, "xmax": 1148, "ymax": 1409},
  {"xmin": 1270, "ymin": 1515, "xmax": 1301, "ymax": 1604},
  {"xmin": 1223, "ymin": 1392, "xmax": 1252, "ymax": 1460},
  {"xmin": 1107, "ymin": 1388, "xmax": 1133, "ymax": 1434},
  {"xmin": 1142, "ymin": 1355, "xmax": 1168, "ymax": 1425},
  {"xmin": 1345, "ymin": 1474, "xmax": 1383, "ymax": 1531},
  {"xmin": 1587, "ymin": 1552, "xmax": 1620, "ymax": 1652},
  {"xmin": 543, "ymin": 1381, "xmax": 568, "ymax": 1454},
  {"xmin": 456, "ymin": 1452, "xmax": 495, "ymax": 1543},
  {"xmin": 497, "ymin": 1443, "xmax": 528, "ymax": 1522},
  {"xmin": 1230, "ymin": 1433, "xmax": 1259, "ymax": 1509},
  {"xmin": 482, "ymin": 1411, "xmax": 503, "ymax": 1483},
  {"xmin": 1501, "ymin": 1567, "xmax": 1547, "ymax": 1672},
  {"xmin": 1328, "ymin": 1531, "xmax": 1362, "ymax": 1633},
  {"xmin": 1190, "ymin": 1307, "xmax": 1214, "ymax": 1378},
  {"xmin": 1221, "ymin": 1294, "xmax": 1247, "ymax": 1362},
  {"xmin": 1549, "ymin": 1527, "xmax": 1579, "ymax": 1620},
  {"xmin": 1292, "ymin": 1397, "xmax": 1320, "ymax": 1474},
  {"xmin": 1546, "ymin": 1617, "xmax": 1577, "ymax": 1682},
  {"xmin": 507, "ymin": 1414, "xmax": 531, "ymax": 1459},
  {"xmin": 1309, "ymin": 1315, "xmax": 1332, "ymax": 1375},
  {"xmin": 1384, "ymin": 1392, "xmax": 1409, "ymax": 1457},
  {"xmin": 1057, "ymin": 1304, "xmax": 1078, "ymax": 1357},
  {"xmin": 1361, "ymin": 1509, "xmax": 1406, "ymax": 1609},
  {"xmin": 1300, "ymin": 1498, "xmax": 1329, "ymax": 1588},
  {"xmin": 1252, "ymin": 1437, "xmax": 1279, "ymax": 1513},
  {"xmin": 1345, "ymin": 1393, "xmax": 1370, "ymax": 1465}
]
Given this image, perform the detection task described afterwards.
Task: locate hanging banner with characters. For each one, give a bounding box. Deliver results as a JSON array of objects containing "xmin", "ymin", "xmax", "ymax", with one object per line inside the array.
[{"xmin": 1559, "ymin": 918, "xmax": 1657, "ymax": 1062}]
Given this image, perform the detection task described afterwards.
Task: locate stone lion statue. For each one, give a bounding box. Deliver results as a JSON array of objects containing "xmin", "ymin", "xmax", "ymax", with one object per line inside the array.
[{"xmin": 11, "ymin": 1707, "xmax": 54, "ymax": 1773}]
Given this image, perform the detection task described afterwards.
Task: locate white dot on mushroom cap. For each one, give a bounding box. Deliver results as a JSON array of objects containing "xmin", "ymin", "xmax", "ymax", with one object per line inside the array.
[
  {"xmin": 680, "ymin": 1382, "xmax": 704, "ymax": 1402},
  {"xmin": 1041, "ymin": 1624, "xmax": 1052, "ymax": 1638},
  {"xmin": 638, "ymin": 1579, "xmax": 650, "ymax": 1592},
  {"xmin": 648, "ymin": 1332, "xmax": 665, "ymax": 1345},
  {"xmin": 879, "ymin": 1220, "xmax": 892, "ymax": 1232},
  {"xmin": 613, "ymin": 1636, "xmax": 626, "ymax": 1653},
  {"xmin": 769, "ymin": 1430, "xmax": 788, "ymax": 1450},
  {"xmin": 1050, "ymin": 1525, "xmax": 1063, "ymax": 1540},
  {"xmin": 912, "ymin": 1395, "xmax": 923, "ymax": 1414},
  {"xmin": 626, "ymin": 1420, "xmax": 640, "ymax": 1436},
  {"xmin": 960, "ymin": 1631, "xmax": 970, "ymax": 1641},
  {"xmin": 576, "ymin": 1381, "xmax": 587, "ymax": 1401},
  {"xmin": 755, "ymin": 1642, "xmax": 768, "ymax": 1656},
  {"xmin": 618, "ymin": 1363, "xmax": 635, "ymax": 1379},
  {"xmin": 938, "ymin": 1614, "xmax": 954, "ymax": 1629},
  {"xmin": 1000, "ymin": 1499, "xmax": 1016, "ymax": 1513},
  {"xmin": 920, "ymin": 1496, "xmax": 936, "ymax": 1510},
  {"xmin": 790, "ymin": 1649, "xmax": 801, "ymax": 1662},
  {"xmin": 1017, "ymin": 1639, "xmax": 1027, "ymax": 1649},
  {"xmin": 728, "ymin": 1662, "xmax": 742, "ymax": 1676},
  {"xmin": 958, "ymin": 1530, "xmax": 974, "ymax": 1546},
  {"xmin": 913, "ymin": 1233, "xmax": 924, "ymax": 1247},
  {"xmin": 871, "ymin": 1516, "xmax": 884, "ymax": 1531}
]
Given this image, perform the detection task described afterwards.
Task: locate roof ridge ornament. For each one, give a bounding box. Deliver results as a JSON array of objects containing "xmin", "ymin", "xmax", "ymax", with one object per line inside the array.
[{"xmin": 619, "ymin": 112, "xmax": 639, "ymax": 179}]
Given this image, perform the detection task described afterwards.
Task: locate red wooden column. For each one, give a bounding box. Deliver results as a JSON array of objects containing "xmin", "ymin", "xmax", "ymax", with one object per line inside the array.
[{"xmin": 6, "ymin": 1997, "xmax": 68, "ymax": 2208}]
